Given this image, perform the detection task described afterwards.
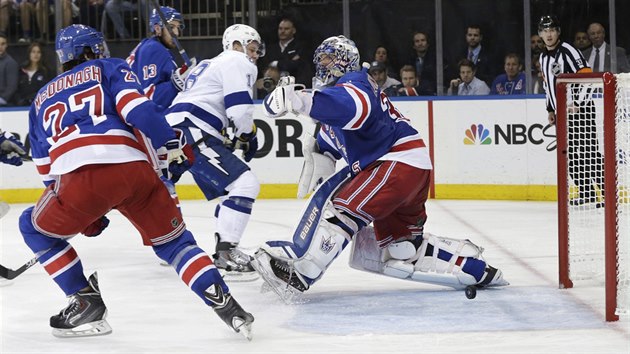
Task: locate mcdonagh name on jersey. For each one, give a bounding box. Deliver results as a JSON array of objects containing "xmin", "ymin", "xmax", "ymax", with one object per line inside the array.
[{"xmin": 34, "ymin": 65, "xmax": 103, "ymax": 112}]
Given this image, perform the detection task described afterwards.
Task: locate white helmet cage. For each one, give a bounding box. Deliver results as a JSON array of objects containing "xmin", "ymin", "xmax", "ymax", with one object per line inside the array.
[{"xmin": 222, "ymin": 24, "xmax": 265, "ymax": 57}]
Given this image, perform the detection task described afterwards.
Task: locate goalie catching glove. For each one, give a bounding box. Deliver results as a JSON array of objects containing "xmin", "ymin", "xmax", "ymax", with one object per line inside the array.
[
  {"xmin": 232, "ymin": 124, "xmax": 258, "ymax": 162},
  {"xmin": 171, "ymin": 57, "xmax": 197, "ymax": 91},
  {"xmin": 262, "ymin": 76, "xmax": 311, "ymax": 118},
  {"xmin": 0, "ymin": 131, "xmax": 27, "ymax": 166},
  {"xmin": 164, "ymin": 128, "xmax": 195, "ymax": 181}
]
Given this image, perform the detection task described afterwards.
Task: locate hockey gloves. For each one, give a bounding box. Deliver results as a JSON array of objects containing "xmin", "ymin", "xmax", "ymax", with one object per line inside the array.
[
  {"xmin": 82, "ymin": 216, "xmax": 110, "ymax": 237},
  {"xmin": 262, "ymin": 76, "xmax": 309, "ymax": 118},
  {"xmin": 171, "ymin": 57, "xmax": 198, "ymax": 91},
  {"xmin": 165, "ymin": 128, "xmax": 195, "ymax": 182},
  {"xmin": 0, "ymin": 131, "xmax": 27, "ymax": 166},
  {"xmin": 232, "ymin": 125, "xmax": 258, "ymax": 162}
]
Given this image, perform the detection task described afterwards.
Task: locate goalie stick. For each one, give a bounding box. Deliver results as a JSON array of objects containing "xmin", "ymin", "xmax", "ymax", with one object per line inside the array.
[
  {"xmin": 0, "ymin": 256, "xmax": 38, "ymax": 280},
  {"xmin": 150, "ymin": 0, "xmax": 192, "ymax": 66},
  {"xmin": 0, "ymin": 201, "xmax": 9, "ymax": 219}
]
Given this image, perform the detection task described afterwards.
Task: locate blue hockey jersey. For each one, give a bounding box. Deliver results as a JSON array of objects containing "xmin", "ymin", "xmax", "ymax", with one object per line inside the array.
[
  {"xmin": 29, "ymin": 58, "xmax": 176, "ymax": 184},
  {"xmin": 307, "ymin": 69, "xmax": 432, "ymax": 174},
  {"xmin": 127, "ymin": 37, "xmax": 179, "ymax": 106}
]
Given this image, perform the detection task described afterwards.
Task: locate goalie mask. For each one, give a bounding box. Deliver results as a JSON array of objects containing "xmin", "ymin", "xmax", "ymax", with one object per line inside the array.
[
  {"xmin": 56, "ymin": 24, "xmax": 109, "ymax": 64},
  {"xmin": 222, "ymin": 24, "xmax": 265, "ymax": 60},
  {"xmin": 313, "ymin": 35, "xmax": 360, "ymax": 88}
]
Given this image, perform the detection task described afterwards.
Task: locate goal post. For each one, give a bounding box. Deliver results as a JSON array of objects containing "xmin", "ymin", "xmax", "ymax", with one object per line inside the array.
[{"xmin": 555, "ymin": 72, "xmax": 629, "ymax": 322}]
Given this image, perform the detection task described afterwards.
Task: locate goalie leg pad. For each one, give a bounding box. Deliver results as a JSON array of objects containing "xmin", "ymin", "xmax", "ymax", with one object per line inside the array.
[
  {"xmin": 349, "ymin": 230, "xmax": 507, "ymax": 288},
  {"xmin": 297, "ymin": 135, "xmax": 336, "ymax": 199}
]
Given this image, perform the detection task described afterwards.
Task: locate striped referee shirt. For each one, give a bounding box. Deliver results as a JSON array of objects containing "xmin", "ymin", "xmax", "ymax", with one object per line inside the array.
[{"xmin": 539, "ymin": 41, "xmax": 591, "ymax": 112}]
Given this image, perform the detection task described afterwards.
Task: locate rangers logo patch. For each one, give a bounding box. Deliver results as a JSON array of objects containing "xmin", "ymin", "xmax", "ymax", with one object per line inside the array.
[{"xmin": 320, "ymin": 236, "xmax": 336, "ymax": 254}]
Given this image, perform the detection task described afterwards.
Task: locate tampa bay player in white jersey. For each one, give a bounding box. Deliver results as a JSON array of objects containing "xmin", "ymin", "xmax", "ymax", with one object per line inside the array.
[
  {"xmin": 165, "ymin": 24, "xmax": 264, "ymax": 281},
  {"xmin": 252, "ymin": 36, "xmax": 508, "ymax": 301},
  {"xmin": 18, "ymin": 24, "xmax": 254, "ymax": 339}
]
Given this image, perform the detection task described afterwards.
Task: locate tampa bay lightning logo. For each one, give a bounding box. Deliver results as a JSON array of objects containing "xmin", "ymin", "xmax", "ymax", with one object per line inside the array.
[{"xmin": 320, "ymin": 236, "xmax": 336, "ymax": 254}]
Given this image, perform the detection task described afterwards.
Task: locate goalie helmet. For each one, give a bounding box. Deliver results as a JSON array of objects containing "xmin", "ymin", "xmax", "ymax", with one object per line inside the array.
[
  {"xmin": 222, "ymin": 24, "xmax": 265, "ymax": 57},
  {"xmin": 149, "ymin": 6, "xmax": 185, "ymax": 31},
  {"xmin": 538, "ymin": 15, "xmax": 560, "ymax": 32},
  {"xmin": 56, "ymin": 24, "xmax": 109, "ymax": 64},
  {"xmin": 313, "ymin": 35, "xmax": 360, "ymax": 88}
]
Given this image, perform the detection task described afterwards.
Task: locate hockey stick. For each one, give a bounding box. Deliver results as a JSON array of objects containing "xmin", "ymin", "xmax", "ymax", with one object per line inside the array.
[
  {"xmin": 150, "ymin": 0, "xmax": 191, "ymax": 66},
  {"xmin": 0, "ymin": 256, "xmax": 38, "ymax": 280}
]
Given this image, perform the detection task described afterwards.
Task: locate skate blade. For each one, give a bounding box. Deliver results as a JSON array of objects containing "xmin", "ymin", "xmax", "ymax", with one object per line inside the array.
[
  {"xmin": 218, "ymin": 269, "xmax": 260, "ymax": 282},
  {"xmin": 233, "ymin": 319, "xmax": 253, "ymax": 341},
  {"xmin": 250, "ymin": 251, "xmax": 304, "ymax": 305},
  {"xmin": 52, "ymin": 319, "xmax": 113, "ymax": 338}
]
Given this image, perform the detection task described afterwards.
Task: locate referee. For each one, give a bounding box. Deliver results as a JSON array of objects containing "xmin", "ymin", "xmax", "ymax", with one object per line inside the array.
[{"xmin": 538, "ymin": 15, "xmax": 604, "ymax": 206}]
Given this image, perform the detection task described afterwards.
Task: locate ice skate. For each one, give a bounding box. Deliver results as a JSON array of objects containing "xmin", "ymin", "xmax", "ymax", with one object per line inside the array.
[
  {"xmin": 477, "ymin": 265, "xmax": 509, "ymax": 288},
  {"xmin": 250, "ymin": 248, "xmax": 308, "ymax": 304},
  {"xmin": 50, "ymin": 272, "xmax": 112, "ymax": 338},
  {"xmin": 204, "ymin": 284, "xmax": 254, "ymax": 340},
  {"xmin": 212, "ymin": 233, "xmax": 259, "ymax": 282}
]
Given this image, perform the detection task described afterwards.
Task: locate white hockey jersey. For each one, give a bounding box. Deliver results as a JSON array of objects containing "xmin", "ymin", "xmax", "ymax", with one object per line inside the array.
[{"xmin": 165, "ymin": 50, "xmax": 257, "ymax": 140}]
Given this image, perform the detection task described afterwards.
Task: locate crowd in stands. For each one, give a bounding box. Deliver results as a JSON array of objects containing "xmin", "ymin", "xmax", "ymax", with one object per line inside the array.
[{"xmin": 2, "ymin": 1, "xmax": 630, "ymax": 106}]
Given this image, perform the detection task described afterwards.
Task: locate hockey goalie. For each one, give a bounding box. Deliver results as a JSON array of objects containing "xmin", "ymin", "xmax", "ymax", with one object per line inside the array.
[{"xmin": 252, "ymin": 35, "xmax": 508, "ymax": 302}]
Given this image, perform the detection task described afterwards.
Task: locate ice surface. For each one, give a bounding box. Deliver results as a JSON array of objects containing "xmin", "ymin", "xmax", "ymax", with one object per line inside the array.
[{"xmin": 1, "ymin": 199, "xmax": 628, "ymax": 353}]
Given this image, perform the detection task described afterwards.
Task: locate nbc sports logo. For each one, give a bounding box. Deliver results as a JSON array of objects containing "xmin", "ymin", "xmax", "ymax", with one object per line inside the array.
[{"xmin": 464, "ymin": 124, "xmax": 492, "ymax": 145}]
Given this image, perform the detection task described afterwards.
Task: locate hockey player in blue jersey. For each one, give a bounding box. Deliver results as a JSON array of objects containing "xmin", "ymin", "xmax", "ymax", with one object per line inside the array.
[
  {"xmin": 126, "ymin": 6, "xmax": 194, "ymax": 210},
  {"xmin": 18, "ymin": 24, "xmax": 253, "ymax": 339},
  {"xmin": 253, "ymin": 36, "xmax": 508, "ymax": 301},
  {"xmin": 0, "ymin": 130, "xmax": 27, "ymax": 166},
  {"xmin": 164, "ymin": 24, "xmax": 265, "ymax": 282},
  {"xmin": 127, "ymin": 6, "xmax": 193, "ymax": 106}
]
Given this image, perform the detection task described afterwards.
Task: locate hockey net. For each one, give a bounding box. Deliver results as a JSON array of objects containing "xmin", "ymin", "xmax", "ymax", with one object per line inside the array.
[{"xmin": 556, "ymin": 72, "xmax": 629, "ymax": 321}]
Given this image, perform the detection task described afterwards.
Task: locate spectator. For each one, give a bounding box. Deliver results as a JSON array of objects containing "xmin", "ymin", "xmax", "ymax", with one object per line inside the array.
[
  {"xmin": 583, "ymin": 22, "xmax": 630, "ymax": 73},
  {"xmin": 447, "ymin": 58, "xmax": 489, "ymax": 96},
  {"xmin": 531, "ymin": 34, "xmax": 544, "ymax": 56},
  {"xmin": 573, "ymin": 30, "xmax": 591, "ymax": 51},
  {"xmin": 101, "ymin": 0, "xmax": 148, "ymax": 40},
  {"xmin": 407, "ymin": 31, "xmax": 438, "ymax": 93},
  {"xmin": 490, "ymin": 53, "xmax": 526, "ymax": 95},
  {"xmin": 0, "ymin": 0, "xmax": 15, "ymax": 35},
  {"xmin": 460, "ymin": 24, "xmax": 496, "ymax": 86},
  {"xmin": 0, "ymin": 32, "xmax": 18, "ymax": 106},
  {"xmin": 384, "ymin": 65, "xmax": 434, "ymax": 97},
  {"xmin": 13, "ymin": 41, "xmax": 51, "ymax": 106},
  {"xmin": 255, "ymin": 64, "xmax": 280, "ymax": 99},
  {"xmin": 258, "ymin": 17, "xmax": 310, "ymax": 87},
  {"xmin": 531, "ymin": 53, "xmax": 544, "ymax": 94},
  {"xmin": 368, "ymin": 60, "xmax": 400, "ymax": 91},
  {"xmin": 373, "ymin": 45, "xmax": 397, "ymax": 80}
]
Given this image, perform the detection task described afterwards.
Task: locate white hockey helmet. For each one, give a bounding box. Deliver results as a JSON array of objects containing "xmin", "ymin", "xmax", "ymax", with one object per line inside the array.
[
  {"xmin": 222, "ymin": 24, "xmax": 265, "ymax": 57},
  {"xmin": 313, "ymin": 35, "xmax": 360, "ymax": 87}
]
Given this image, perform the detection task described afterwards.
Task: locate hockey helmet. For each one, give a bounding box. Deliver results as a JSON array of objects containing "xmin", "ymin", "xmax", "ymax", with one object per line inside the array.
[
  {"xmin": 149, "ymin": 6, "xmax": 185, "ymax": 31},
  {"xmin": 222, "ymin": 24, "xmax": 265, "ymax": 57},
  {"xmin": 313, "ymin": 35, "xmax": 360, "ymax": 87},
  {"xmin": 56, "ymin": 24, "xmax": 109, "ymax": 64},
  {"xmin": 538, "ymin": 15, "xmax": 560, "ymax": 32}
]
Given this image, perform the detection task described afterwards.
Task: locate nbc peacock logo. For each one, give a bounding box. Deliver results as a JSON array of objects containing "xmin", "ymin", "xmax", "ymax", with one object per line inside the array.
[{"xmin": 464, "ymin": 124, "xmax": 492, "ymax": 145}]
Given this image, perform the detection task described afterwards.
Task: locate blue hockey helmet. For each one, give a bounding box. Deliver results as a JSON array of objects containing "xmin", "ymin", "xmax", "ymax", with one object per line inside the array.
[
  {"xmin": 313, "ymin": 35, "xmax": 360, "ymax": 88},
  {"xmin": 56, "ymin": 24, "xmax": 109, "ymax": 64},
  {"xmin": 150, "ymin": 6, "xmax": 185, "ymax": 31}
]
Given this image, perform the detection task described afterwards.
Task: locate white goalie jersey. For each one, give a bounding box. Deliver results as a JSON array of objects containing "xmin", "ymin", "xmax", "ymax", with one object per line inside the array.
[{"xmin": 165, "ymin": 50, "xmax": 258, "ymax": 139}]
